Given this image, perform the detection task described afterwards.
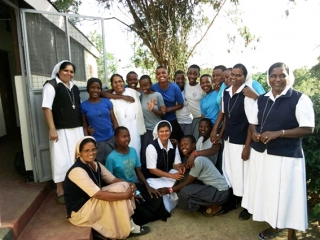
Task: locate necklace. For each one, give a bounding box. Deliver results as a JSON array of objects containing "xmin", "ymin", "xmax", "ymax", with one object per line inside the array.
[
  {"xmin": 94, "ymin": 104, "xmax": 101, "ymax": 118},
  {"xmin": 87, "ymin": 163, "xmax": 101, "ymax": 188},
  {"xmin": 227, "ymin": 93, "xmax": 240, "ymax": 118},
  {"xmin": 64, "ymin": 85, "xmax": 75, "ymax": 109},
  {"xmin": 119, "ymin": 99, "xmax": 128, "ymax": 118},
  {"xmin": 260, "ymin": 97, "xmax": 276, "ymax": 133}
]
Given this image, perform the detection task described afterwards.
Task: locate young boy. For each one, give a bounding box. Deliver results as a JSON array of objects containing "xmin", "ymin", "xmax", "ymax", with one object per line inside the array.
[
  {"xmin": 184, "ymin": 64, "xmax": 205, "ymax": 140},
  {"xmin": 151, "ymin": 66, "xmax": 184, "ymax": 142},
  {"xmin": 174, "ymin": 70, "xmax": 193, "ymax": 135},
  {"xmin": 158, "ymin": 135, "xmax": 229, "ymax": 216}
]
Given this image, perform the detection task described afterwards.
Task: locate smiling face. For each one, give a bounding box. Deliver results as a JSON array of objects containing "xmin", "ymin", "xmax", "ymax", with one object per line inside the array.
[
  {"xmin": 198, "ymin": 120, "xmax": 212, "ymax": 139},
  {"xmin": 179, "ymin": 138, "xmax": 196, "ymax": 157},
  {"xmin": 221, "ymin": 69, "xmax": 232, "ymax": 87},
  {"xmin": 111, "ymin": 76, "xmax": 125, "ymax": 94},
  {"xmin": 156, "ymin": 68, "xmax": 169, "ymax": 83},
  {"xmin": 200, "ymin": 76, "xmax": 213, "ymax": 93},
  {"xmin": 88, "ymin": 82, "xmax": 102, "ymax": 100},
  {"xmin": 174, "ymin": 73, "xmax": 186, "ymax": 89},
  {"xmin": 269, "ymin": 66, "xmax": 288, "ymax": 96},
  {"xmin": 127, "ymin": 73, "xmax": 139, "ymax": 89},
  {"xmin": 158, "ymin": 126, "xmax": 171, "ymax": 142},
  {"xmin": 139, "ymin": 78, "xmax": 152, "ymax": 94},
  {"xmin": 212, "ymin": 69, "xmax": 223, "ymax": 88},
  {"xmin": 230, "ymin": 68, "xmax": 246, "ymax": 88},
  {"xmin": 58, "ymin": 64, "xmax": 74, "ymax": 83},
  {"xmin": 79, "ymin": 142, "xmax": 97, "ymax": 164},
  {"xmin": 115, "ymin": 129, "xmax": 131, "ymax": 148},
  {"xmin": 187, "ymin": 68, "xmax": 200, "ymax": 86}
]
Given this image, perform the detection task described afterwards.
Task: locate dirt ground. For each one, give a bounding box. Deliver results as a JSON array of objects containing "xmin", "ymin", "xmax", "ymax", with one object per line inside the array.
[{"xmin": 131, "ymin": 207, "xmax": 320, "ymax": 240}]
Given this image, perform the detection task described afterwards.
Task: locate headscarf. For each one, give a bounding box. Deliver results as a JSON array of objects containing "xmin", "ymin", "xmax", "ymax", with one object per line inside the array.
[
  {"xmin": 74, "ymin": 136, "xmax": 96, "ymax": 162},
  {"xmin": 152, "ymin": 120, "xmax": 172, "ymax": 140},
  {"xmin": 51, "ymin": 60, "xmax": 73, "ymax": 79},
  {"xmin": 87, "ymin": 78, "xmax": 102, "ymax": 92},
  {"xmin": 266, "ymin": 63, "xmax": 295, "ymax": 87}
]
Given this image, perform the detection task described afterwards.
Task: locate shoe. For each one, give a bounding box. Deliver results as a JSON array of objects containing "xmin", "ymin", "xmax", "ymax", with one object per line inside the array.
[
  {"xmin": 238, "ymin": 208, "xmax": 251, "ymax": 220},
  {"xmin": 56, "ymin": 194, "xmax": 65, "ymax": 205},
  {"xmin": 129, "ymin": 226, "xmax": 150, "ymax": 237},
  {"xmin": 202, "ymin": 207, "xmax": 224, "ymax": 217},
  {"xmin": 258, "ymin": 228, "xmax": 283, "ymax": 239}
]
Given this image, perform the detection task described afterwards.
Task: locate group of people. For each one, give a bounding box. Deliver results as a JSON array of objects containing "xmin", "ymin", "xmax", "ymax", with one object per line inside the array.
[{"xmin": 42, "ymin": 60, "xmax": 315, "ymax": 240}]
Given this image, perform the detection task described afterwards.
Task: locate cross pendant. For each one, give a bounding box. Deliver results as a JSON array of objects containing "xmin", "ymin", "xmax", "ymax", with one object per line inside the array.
[
  {"xmin": 228, "ymin": 113, "xmax": 231, "ymax": 118},
  {"xmin": 72, "ymin": 105, "xmax": 75, "ymax": 109}
]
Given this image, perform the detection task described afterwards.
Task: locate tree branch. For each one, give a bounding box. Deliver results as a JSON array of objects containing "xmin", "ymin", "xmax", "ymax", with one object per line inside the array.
[{"xmin": 187, "ymin": 0, "xmax": 227, "ymax": 59}]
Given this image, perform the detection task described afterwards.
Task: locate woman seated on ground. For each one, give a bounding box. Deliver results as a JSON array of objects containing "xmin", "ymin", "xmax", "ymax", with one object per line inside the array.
[
  {"xmin": 64, "ymin": 136, "xmax": 150, "ymax": 239},
  {"xmin": 106, "ymin": 126, "xmax": 171, "ymax": 227},
  {"xmin": 158, "ymin": 135, "xmax": 229, "ymax": 217},
  {"xmin": 81, "ymin": 78, "xmax": 118, "ymax": 165},
  {"xmin": 186, "ymin": 118, "xmax": 220, "ymax": 166},
  {"xmin": 142, "ymin": 120, "xmax": 185, "ymax": 212}
]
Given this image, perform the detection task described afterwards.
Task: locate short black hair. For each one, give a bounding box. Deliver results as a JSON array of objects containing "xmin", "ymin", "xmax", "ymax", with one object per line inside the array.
[
  {"xmin": 268, "ymin": 62, "xmax": 289, "ymax": 75},
  {"xmin": 139, "ymin": 75, "xmax": 152, "ymax": 84},
  {"xmin": 199, "ymin": 118, "xmax": 213, "ymax": 128},
  {"xmin": 126, "ymin": 71, "xmax": 138, "ymax": 79},
  {"xmin": 181, "ymin": 135, "xmax": 196, "ymax": 144},
  {"xmin": 200, "ymin": 74, "xmax": 212, "ymax": 81},
  {"xmin": 233, "ymin": 63, "xmax": 248, "ymax": 78},
  {"xmin": 213, "ymin": 65, "xmax": 227, "ymax": 72},
  {"xmin": 188, "ymin": 64, "xmax": 200, "ymax": 72},
  {"xmin": 156, "ymin": 66, "xmax": 167, "ymax": 71},
  {"xmin": 114, "ymin": 126, "xmax": 129, "ymax": 136},
  {"xmin": 174, "ymin": 70, "xmax": 185, "ymax": 78}
]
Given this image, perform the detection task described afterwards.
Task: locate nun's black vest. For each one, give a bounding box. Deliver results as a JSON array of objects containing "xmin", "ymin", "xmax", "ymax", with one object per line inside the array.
[
  {"xmin": 142, "ymin": 139, "xmax": 176, "ymax": 179},
  {"xmin": 64, "ymin": 159, "xmax": 101, "ymax": 218},
  {"xmin": 44, "ymin": 79, "xmax": 82, "ymax": 129},
  {"xmin": 251, "ymin": 88, "xmax": 303, "ymax": 158},
  {"xmin": 222, "ymin": 89, "xmax": 248, "ymax": 144}
]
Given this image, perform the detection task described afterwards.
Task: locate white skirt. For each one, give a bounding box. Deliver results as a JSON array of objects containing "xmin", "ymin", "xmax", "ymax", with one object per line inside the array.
[
  {"xmin": 50, "ymin": 127, "xmax": 84, "ymax": 182},
  {"xmin": 241, "ymin": 148, "xmax": 308, "ymax": 231},
  {"xmin": 222, "ymin": 139, "xmax": 249, "ymax": 197},
  {"xmin": 146, "ymin": 169, "xmax": 178, "ymax": 212}
]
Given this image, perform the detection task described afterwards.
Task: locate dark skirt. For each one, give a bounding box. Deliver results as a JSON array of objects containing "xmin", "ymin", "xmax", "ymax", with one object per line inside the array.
[
  {"xmin": 140, "ymin": 130, "xmax": 154, "ymax": 169},
  {"xmin": 131, "ymin": 183, "xmax": 171, "ymax": 226},
  {"xmin": 169, "ymin": 119, "xmax": 184, "ymax": 142},
  {"xmin": 96, "ymin": 137, "xmax": 115, "ymax": 165},
  {"xmin": 177, "ymin": 183, "xmax": 229, "ymax": 212}
]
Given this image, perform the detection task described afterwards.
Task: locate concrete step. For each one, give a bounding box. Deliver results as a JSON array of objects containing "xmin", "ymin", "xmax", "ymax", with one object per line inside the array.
[{"xmin": 17, "ymin": 191, "xmax": 92, "ymax": 240}]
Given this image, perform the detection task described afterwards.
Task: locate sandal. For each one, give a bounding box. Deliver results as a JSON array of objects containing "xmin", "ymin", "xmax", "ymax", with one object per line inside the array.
[
  {"xmin": 258, "ymin": 228, "xmax": 283, "ymax": 240},
  {"xmin": 56, "ymin": 194, "xmax": 65, "ymax": 205},
  {"xmin": 202, "ymin": 207, "xmax": 224, "ymax": 217},
  {"xmin": 129, "ymin": 225, "xmax": 150, "ymax": 237}
]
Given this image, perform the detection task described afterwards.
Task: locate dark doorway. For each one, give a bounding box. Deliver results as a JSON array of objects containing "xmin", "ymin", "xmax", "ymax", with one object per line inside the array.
[{"xmin": 0, "ymin": 50, "xmax": 17, "ymax": 135}]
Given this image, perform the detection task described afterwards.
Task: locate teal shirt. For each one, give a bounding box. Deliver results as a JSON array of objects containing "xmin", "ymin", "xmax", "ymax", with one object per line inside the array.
[{"xmin": 105, "ymin": 147, "xmax": 141, "ymax": 182}]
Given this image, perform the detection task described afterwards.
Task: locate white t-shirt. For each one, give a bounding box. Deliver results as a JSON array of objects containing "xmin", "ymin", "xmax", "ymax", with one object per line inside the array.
[
  {"xmin": 176, "ymin": 90, "xmax": 193, "ymax": 124},
  {"xmin": 185, "ymin": 82, "xmax": 205, "ymax": 118}
]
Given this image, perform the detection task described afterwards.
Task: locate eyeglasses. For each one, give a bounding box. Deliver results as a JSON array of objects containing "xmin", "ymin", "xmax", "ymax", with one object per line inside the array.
[{"xmin": 81, "ymin": 148, "xmax": 98, "ymax": 154}]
